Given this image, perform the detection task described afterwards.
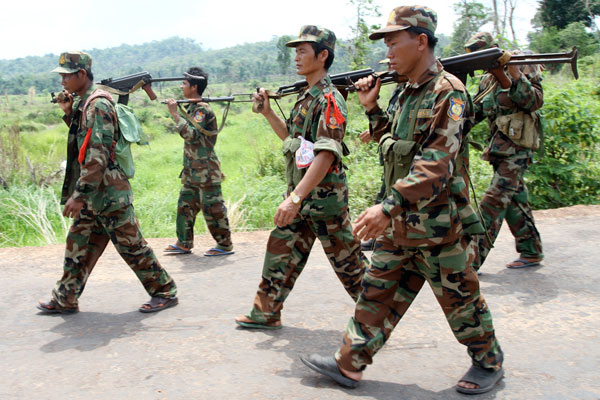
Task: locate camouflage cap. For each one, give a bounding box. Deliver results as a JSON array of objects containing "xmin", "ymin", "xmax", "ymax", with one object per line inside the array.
[
  {"xmin": 464, "ymin": 32, "xmax": 495, "ymax": 52},
  {"xmin": 285, "ymin": 25, "xmax": 336, "ymax": 51},
  {"xmin": 51, "ymin": 51, "xmax": 92, "ymax": 74},
  {"xmin": 369, "ymin": 5, "xmax": 437, "ymax": 40}
]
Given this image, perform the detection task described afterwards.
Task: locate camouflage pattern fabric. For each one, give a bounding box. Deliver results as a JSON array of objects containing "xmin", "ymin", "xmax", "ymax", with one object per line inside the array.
[
  {"xmin": 245, "ymin": 76, "xmax": 367, "ymax": 323},
  {"xmin": 369, "ymin": 5, "xmax": 437, "ymax": 40},
  {"xmin": 174, "ymin": 102, "xmax": 232, "ymax": 250},
  {"xmin": 464, "ymin": 32, "xmax": 495, "ymax": 52},
  {"xmin": 53, "ymin": 205, "xmax": 177, "ymax": 307},
  {"xmin": 332, "ymin": 60, "xmax": 502, "ymax": 374},
  {"xmin": 175, "ymin": 102, "xmax": 224, "ymax": 187},
  {"xmin": 176, "ymin": 184, "xmax": 232, "ymax": 251},
  {"xmin": 51, "ymin": 51, "xmax": 92, "ymax": 74},
  {"xmin": 285, "ymin": 25, "xmax": 336, "ymax": 50},
  {"xmin": 472, "ymin": 64, "xmax": 544, "ymax": 268},
  {"xmin": 246, "ymin": 210, "xmax": 367, "ymax": 324},
  {"xmin": 367, "ymin": 61, "xmax": 485, "ymax": 247},
  {"xmin": 335, "ymin": 234, "xmax": 503, "ymax": 372},
  {"xmin": 52, "ymin": 85, "xmax": 177, "ymax": 307}
]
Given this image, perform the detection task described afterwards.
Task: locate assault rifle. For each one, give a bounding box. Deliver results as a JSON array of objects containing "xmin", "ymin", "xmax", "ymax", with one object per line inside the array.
[{"xmin": 160, "ymin": 96, "xmax": 254, "ymax": 104}]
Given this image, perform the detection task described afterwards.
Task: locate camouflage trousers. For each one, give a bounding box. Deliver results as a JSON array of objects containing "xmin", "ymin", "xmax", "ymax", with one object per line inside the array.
[
  {"xmin": 176, "ymin": 184, "xmax": 232, "ymax": 251},
  {"xmin": 335, "ymin": 233, "xmax": 503, "ymax": 372},
  {"xmin": 476, "ymin": 152, "xmax": 543, "ymax": 268},
  {"xmin": 247, "ymin": 210, "xmax": 368, "ymax": 324},
  {"xmin": 52, "ymin": 204, "xmax": 177, "ymax": 308}
]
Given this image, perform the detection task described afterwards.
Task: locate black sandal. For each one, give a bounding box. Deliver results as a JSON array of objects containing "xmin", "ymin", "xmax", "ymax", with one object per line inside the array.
[
  {"xmin": 139, "ymin": 296, "xmax": 179, "ymax": 313},
  {"xmin": 37, "ymin": 299, "xmax": 79, "ymax": 314}
]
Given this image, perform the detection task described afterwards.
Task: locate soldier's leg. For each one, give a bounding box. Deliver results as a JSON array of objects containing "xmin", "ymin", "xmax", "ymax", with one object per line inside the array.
[
  {"xmin": 104, "ymin": 205, "xmax": 177, "ymax": 298},
  {"xmin": 336, "ymin": 233, "xmax": 425, "ymax": 372},
  {"xmin": 312, "ymin": 210, "xmax": 368, "ymax": 301},
  {"xmin": 176, "ymin": 184, "xmax": 201, "ymax": 250},
  {"xmin": 200, "ymin": 184, "xmax": 233, "ymax": 251},
  {"xmin": 477, "ymin": 155, "xmax": 525, "ymax": 266},
  {"xmin": 52, "ymin": 207, "xmax": 110, "ymax": 308},
  {"xmin": 506, "ymin": 179, "xmax": 543, "ymax": 260},
  {"xmin": 246, "ymin": 217, "xmax": 316, "ymax": 324},
  {"xmin": 425, "ymin": 236, "xmax": 503, "ymax": 371}
]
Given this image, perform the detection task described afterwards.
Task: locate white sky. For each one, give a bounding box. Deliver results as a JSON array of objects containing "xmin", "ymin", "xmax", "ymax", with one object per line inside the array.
[{"xmin": 1, "ymin": 0, "xmax": 540, "ymax": 60}]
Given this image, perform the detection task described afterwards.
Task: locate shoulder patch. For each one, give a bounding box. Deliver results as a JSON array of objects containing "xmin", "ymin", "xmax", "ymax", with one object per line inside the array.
[
  {"xmin": 193, "ymin": 110, "xmax": 204, "ymax": 123},
  {"xmin": 448, "ymin": 98, "xmax": 465, "ymax": 121}
]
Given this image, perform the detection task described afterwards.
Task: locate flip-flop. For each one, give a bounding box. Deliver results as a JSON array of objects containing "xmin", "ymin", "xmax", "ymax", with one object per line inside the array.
[
  {"xmin": 506, "ymin": 258, "xmax": 541, "ymax": 269},
  {"xmin": 235, "ymin": 319, "xmax": 282, "ymax": 330},
  {"xmin": 139, "ymin": 296, "xmax": 179, "ymax": 313},
  {"xmin": 456, "ymin": 365, "xmax": 504, "ymax": 394},
  {"xmin": 163, "ymin": 244, "xmax": 192, "ymax": 254},
  {"xmin": 204, "ymin": 248, "xmax": 234, "ymax": 257},
  {"xmin": 300, "ymin": 354, "xmax": 359, "ymax": 389}
]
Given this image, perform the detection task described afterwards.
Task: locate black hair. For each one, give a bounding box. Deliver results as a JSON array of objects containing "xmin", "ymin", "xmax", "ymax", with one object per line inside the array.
[
  {"xmin": 186, "ymin": 66, "xmax": 208, "ymax": 96},
  {"xmin": 85, "ymin": 69, "xmax": 94, "ymax": 81},
  {"xmin": 406, "ymin": 26, "xmax": 438, "ymax": 50},
  {"xmin": 309, "ymin": 42, "xmax": 335, "ymax": 70}
]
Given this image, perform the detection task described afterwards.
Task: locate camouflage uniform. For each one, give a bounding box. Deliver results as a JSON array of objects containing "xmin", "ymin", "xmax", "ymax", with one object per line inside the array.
[
  {"xmin": 50, "ymin": 52, "xmax": 177, "ymax": 308},
  {"xmin": 466, "ymin": 32, "xmax": 544, "ymax": 268},
  {"xmin": 245, "ymin": 26, "xmax": 368, "ymax": 325},
  {"xmin": 334, "ymin": 7, "xmax": 503, "ymax": 374},
  {"xmin": 174, "ymin": 102, "xmax": 232, "ymax": 251}
]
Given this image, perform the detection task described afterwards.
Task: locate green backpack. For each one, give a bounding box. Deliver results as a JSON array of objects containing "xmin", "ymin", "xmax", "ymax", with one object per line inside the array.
[{"xmin": 82, "ymin": 90, "xmax": 149, "ymax": 178}]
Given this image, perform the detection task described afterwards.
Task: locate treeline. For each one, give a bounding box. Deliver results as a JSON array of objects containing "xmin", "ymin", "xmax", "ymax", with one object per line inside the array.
[{"xmin": 0, "ymin": 35, "xmax": 449, "ymax": 96}]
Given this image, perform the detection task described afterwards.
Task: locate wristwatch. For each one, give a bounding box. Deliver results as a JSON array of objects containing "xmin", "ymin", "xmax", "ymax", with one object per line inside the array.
[{"xmin": 290, "ymin": 191, "xmax": 301, "ymax": 204}]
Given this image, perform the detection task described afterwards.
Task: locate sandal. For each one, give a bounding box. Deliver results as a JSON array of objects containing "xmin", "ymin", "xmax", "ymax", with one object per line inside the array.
[
  {"xmin": 456, "ymin": 365, "xmax": 504, "ymax": 394},
  {"xmin": 139, "ymin": 296, "xmax": 179, "ymax": 313},
  {"xmin": 163, "ymin": 244, "xmax": 191, "ymax": 254},
  {"xmin": 506, "ymin": 258, "xmax": 542, "ymax": 269},
  {"xmin": 235, "ymin": 315, "xmax": 281, "ymax": 330},
  {"xmin": 37, "ymin": 299, "xmax": 79, "ymax": 314},
  {"xmin": 204, "ymin": 248, "xmax": 234, "ymax": 257}
]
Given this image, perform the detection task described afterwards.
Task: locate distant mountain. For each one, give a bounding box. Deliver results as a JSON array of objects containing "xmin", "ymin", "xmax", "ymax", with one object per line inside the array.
[{"xmin": 0, "ymin": 35, "xmax": 449, "ymax": 95}]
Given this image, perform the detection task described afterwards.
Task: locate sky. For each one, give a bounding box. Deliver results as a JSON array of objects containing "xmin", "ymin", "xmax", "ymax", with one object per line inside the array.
[{"xmin": 0, "ymin": 0, "xmax": 540, "ymax": 61}]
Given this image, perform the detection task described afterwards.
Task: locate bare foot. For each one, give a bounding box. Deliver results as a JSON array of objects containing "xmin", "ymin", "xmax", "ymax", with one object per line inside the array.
[
  {"xmin": 339, "ymin": 364, "xmax": 363, "ymax": 381},
  {"xmin": 457, "ymin": 381, "xmax": 478, "ymax": 390}
]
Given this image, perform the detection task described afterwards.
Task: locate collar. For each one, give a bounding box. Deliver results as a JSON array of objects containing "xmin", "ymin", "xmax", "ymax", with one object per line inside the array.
[
  {"xmin": 76, "ymin": 84, "xmax": 97, "ymax": 111},
  {"xmin": 298, "ymin": 75, "xmax": 331, "ymax": 101},
  {"xmin": 406, "ymin": 60, "xmax": 443, "ymax": 89}
]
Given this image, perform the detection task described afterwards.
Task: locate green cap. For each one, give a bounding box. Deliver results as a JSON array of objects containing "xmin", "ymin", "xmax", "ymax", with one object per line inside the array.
[
  {"xmin": 464, "ymin": 32, "xmax": 495, "ymax": 52},
  {"xmin": 285, "ymin": 25, "xmax": 336, "ymax": 51},
  {"xmin": 369, "ymin": 5, "xmax": 437, "ymax": 40},
  {"xmin": 51, "ymin": 51, "xmax": 92, "ymax": 74}
]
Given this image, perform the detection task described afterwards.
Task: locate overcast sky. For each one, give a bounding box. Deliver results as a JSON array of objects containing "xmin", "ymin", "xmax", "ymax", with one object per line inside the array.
[{"xmin": 1, "ymin": 0, "xmax": 540, "ymax": 60}]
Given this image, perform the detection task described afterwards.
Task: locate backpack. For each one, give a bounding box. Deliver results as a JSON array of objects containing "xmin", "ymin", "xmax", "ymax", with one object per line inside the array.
[{"xmin": 80, "ymin": 90, "xmax": 148, "ymax": 178}]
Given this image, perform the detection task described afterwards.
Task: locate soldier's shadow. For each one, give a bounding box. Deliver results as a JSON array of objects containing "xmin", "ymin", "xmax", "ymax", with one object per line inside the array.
[
  {"xmin": 39, "ymin": 311, "xmax": 153, "ymax": 353},
  {"xmin": 169, "ymin": 242, "xmax": 262, "ymax": 275},
  {"xmin": 243, "ymin": 326, "xmax": 504, "ymax": 400},
  {"xmin": 478, "ymin": 265, "xmax": 558, "ymax": 304}
]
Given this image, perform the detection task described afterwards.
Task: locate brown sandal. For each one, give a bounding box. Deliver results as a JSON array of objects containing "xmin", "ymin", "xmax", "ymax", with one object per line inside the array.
[{"xmin": 37, "ymin": 299, "xmax": 79, "ymax": 314}]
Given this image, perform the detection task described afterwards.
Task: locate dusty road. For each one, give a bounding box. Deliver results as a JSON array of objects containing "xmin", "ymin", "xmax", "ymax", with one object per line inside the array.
[{"xmin": 1, "ymin": 205, "xmax": 599, "ymax": 399}]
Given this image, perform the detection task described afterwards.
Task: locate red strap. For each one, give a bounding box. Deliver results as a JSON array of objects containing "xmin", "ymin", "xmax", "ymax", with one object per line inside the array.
[
  {"xmin": 78, "ymin": 128, "xmax": 92, "ymax": 164},
  {"xmin": 324, "ymin": 92, "xmax": 346, "ymax": 126}
]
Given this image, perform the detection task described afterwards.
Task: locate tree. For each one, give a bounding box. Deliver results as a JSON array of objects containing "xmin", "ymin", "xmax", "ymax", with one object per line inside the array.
[
  {"xmin": 276, "ymin": 35, "xmax": 293, "ymax": 75},
  {"xmin": 537, "ymin": 0, "xmax": 600, "ymax": 30},
  {"xmin": 443, "ymin": 0, "xmax": 489, "ymax": 57},
  {"xmin": 347, "ymin": 0, "xmax": 381, "ymax": 70}
]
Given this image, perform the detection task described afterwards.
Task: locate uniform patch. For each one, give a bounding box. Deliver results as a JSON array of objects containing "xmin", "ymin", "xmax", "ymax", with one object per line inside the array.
[
  {"xmin": 300, "ymin": 107, "xmax": 307, "ymax": 116},
  {"xmin": 327, "ymin": 116, "xmax": 338, "ymax": 129},
  {"xmin": 193, "ymin": 110, "xmax": 204, "ymax": 123},
  {"xmin": 417, "ymin": 109, "xmax": 433, "ymax": 118},
  {"xmin": 448, "ymin": 98, "xmax": 465, "ymax": 121}
]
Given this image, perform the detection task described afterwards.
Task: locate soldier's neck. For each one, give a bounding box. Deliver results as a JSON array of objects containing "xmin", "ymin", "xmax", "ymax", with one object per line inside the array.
[
  {"xmin": 305, "ymin": 69, "xmax": 327, "ymax": 89},
  {"xmin": 75, "ymin": 80, "xmax": 93, "ymax": 97}
]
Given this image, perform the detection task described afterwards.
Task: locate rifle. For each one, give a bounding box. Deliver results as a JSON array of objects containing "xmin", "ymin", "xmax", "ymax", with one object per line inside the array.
[{"xmin": 160, "ymin": 96, "xmax": 254, "ymax": 104}]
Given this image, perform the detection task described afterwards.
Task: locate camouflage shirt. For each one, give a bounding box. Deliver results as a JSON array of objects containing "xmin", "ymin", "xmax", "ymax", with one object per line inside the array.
[
  {"xmin": 473, "ymin": 64, "xmax": 543, "ymax": 159},
  {"xmin": 368, "ymin": 60, "xmax": 484, "ymax": 247},
  {"xmin": 175, "ymin": 102, "xmax": 222, "ymax": 187},
  {"xmin": 62, "ymin": 84, "xmax": 133, "ymax": 213},
  {"xmin": 284, "ymin": 75, "xmax": 348, "ymax": 217}
]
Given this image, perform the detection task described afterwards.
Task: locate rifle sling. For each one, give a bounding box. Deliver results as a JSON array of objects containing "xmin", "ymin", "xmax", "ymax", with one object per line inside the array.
[{"xmin": 177, "ymin": 102, "xmax": 231, "ymax": 137}]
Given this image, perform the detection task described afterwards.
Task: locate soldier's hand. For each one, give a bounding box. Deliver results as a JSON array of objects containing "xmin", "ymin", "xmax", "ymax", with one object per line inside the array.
[
  {"xmin": 352, "ymin": 204, "xmax": 390, "ymax": 241},
  {"xmin": 273, "ymin": 196, "xmax": 300, "ymax": 228},
  {"xmin": 507, "ymin": 64, "xmax": 522, "ymax": 81},
  {"xmin": 63, "ymin": 197, "xmax": 85, "ymax": 219},
  {"xmin": 354, "ymin": 75, "xmax": 381, "ymax": 113},
  {"xmin": 252, "ymin": 88, "xmax": 271, "ymax": 115},
  {"xmin": 166, "ymin": 99, "xmax": 180, "ymax": 121},
  {"xmin": 359, "ymin": 129, "xmax": 372, "ymax": 144},
  {"xmin": 56, "ymin": 90, "xmax": 73, "ymax": 115},
  {"xmin": 488, "ymin": 67, "xmax": 511, "ymax": 89}
]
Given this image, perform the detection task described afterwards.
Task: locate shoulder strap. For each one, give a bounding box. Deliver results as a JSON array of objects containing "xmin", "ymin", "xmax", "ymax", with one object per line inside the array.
[
  {"xmin": 79, "ymin": 89, "xmax": 117, "ymax": 165},
  {"xmin": 177, "ymin": 103, "xmax": 229, "ymax": 137}
]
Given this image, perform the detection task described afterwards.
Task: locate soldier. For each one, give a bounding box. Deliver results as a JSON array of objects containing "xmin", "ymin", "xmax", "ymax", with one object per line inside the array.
[
  {"xmin": 234, "ymin": 26, "xmax": 368, "ymax": 329},
  {"xmin": 300, "ymin": 6, "xmax": 504, "ymax": 395},
  {"xmin": 465, "ymin": 32, "xmax": 544, "ymax": 270},
  {"xmin": 37, "ymin": 51, "xmax": 178, "ymax": 314},
  {"xmin": 163, "ymin": 67, "xmax": 234, "ymax": 257}
]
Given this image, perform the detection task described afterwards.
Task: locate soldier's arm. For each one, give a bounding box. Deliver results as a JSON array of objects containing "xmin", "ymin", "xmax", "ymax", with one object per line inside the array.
[
  {"xmin": 175, "ymin": 105, "xmax": 218, "ymax": 140},
  {"xmin": 507, "ymin": 72, "xmax": 543, "ymax": 112},
  {"xmin": 71, "ymin": 99, "xmax": 115, "ymax": 202},
  {"xmin": 381, "ymin": 85, "xmax": 466, "ymax": 218}
]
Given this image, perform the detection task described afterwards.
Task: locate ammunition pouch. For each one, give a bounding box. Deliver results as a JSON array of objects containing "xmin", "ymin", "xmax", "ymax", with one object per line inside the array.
[
  {"xmin": 380, "ymin": 133, "xmax": 418, "ymax": 196},
  {"xmin": 282, "ymin": 136, "xmax": 305, "ymax": 187},
  {"xmin": 495, "ymin": 111, "xmax": 541, "ymax": 150}
]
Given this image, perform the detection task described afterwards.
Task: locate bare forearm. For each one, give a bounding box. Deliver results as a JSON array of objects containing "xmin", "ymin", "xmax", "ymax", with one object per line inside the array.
[
  {"xmin": 263, "ymin": 109, "xmax": 288, "ymax": 141},
  {"xmin": 293, "ymin": 151, "xmax": 335, "ymax": 199}
]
